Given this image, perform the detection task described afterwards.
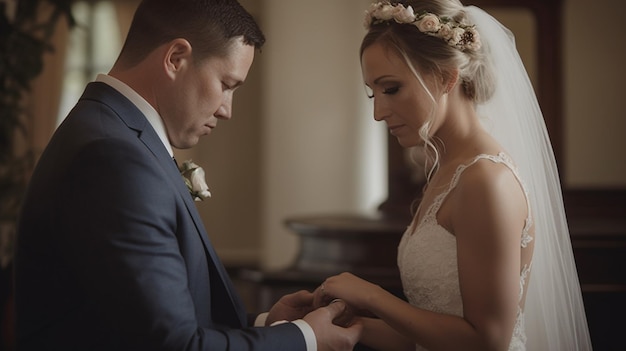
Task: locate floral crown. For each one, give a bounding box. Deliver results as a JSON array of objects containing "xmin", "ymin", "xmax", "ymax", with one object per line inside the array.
[{"xmin": 364, "ymin": 1, "xmax": 481, "ymax": 51}]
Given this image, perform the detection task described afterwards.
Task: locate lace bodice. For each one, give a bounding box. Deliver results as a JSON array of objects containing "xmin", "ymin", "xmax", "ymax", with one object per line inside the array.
[{"xmin": 397, "ymin": 153, "xmax": 533, "ymax": 351}]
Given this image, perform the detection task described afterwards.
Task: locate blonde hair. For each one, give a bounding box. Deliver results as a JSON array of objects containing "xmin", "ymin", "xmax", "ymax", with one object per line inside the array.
[{"xmin": 360, "ymin": 0, "xmax": 495, "ymax": 182}]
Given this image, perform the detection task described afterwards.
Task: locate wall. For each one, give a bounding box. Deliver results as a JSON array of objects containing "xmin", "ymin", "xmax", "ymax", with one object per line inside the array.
[
  {"xmin": 259, "ymin": 0, "xmax": 386, "ymax": 270},
  {"xmin": 564, "ymin": 0, "xmax": 626, "ymax": 188}
]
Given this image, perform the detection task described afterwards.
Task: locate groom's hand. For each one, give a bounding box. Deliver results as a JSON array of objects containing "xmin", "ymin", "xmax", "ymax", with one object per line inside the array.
[
  {"xmin": 266, "ymin": 290, "xmax": 315, "ymax": 325},
  {"xmin": 304, "ymin": 300, "xmax": 362, "ymax": 351}
]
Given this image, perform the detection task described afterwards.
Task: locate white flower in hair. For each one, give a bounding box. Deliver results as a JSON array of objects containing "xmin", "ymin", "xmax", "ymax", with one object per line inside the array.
[
  {"xmin": 394, "ymin": 4, "xmax": 415, "ymax": 23},
  {"xmin": 416, "ymin": 13, "xmax": 441, "ymax": 32},
  {"xmin": 465, "ymin": 28, "xmax": 482, "ymax": 50},
  {"xmin": 364, "ymin": 1, "xmax": 481, "ymax": 51},
  {"xmin": 449, "ymin": 27, "xmax": 465, "ymax": 45},
  {"xmin": 376, "ymin": 4, "xmax": 396, "ymax": 21}
]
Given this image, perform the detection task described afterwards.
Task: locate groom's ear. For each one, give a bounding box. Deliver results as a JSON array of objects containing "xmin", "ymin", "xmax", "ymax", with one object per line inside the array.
[{"xmin": 163, "ymin": 38, "xmax": 193, "ymax": 80}]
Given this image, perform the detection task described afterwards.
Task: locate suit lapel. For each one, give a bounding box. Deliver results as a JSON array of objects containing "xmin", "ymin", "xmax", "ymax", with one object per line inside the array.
[
  {"xmin": 157, "ymin": 143, "xmax": 247, "ymax": 328},
  {"xmin": 83, "ymin": 82, "xmax": 247, "ymax": 327}
]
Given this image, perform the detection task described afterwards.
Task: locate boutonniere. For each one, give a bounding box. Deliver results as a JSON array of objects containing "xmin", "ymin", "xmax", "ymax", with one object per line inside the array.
[{"xmin": 179, "ymin": 160, "xmax": 211, "ymax": 201}]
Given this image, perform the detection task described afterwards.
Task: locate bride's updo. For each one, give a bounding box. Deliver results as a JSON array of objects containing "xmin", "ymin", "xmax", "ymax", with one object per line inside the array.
[{"xmin": 360, "ymin": 0, "xmax": 495, "ymax": 104}]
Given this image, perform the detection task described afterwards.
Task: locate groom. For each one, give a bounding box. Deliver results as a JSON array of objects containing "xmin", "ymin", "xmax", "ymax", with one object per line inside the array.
[{"xmin": 13, "ymin": 0, "xmax": 360, "ymax": 350}]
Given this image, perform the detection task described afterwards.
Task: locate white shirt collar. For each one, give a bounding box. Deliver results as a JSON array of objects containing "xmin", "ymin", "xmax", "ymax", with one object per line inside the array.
[{"xmin": 95, "ymin": 74, "xmax": 174, "ymax": 157}]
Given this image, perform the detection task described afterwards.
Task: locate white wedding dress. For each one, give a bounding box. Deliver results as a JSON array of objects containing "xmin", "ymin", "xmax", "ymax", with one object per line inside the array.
[{"xmin": 398, "ymin": 153, "xmax": 533, "ymax": 351}]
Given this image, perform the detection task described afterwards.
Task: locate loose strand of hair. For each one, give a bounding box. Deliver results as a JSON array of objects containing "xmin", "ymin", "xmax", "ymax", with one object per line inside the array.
[{"xmin": 399, "ymin": 47, "xmax": 442, "ymax": 184}]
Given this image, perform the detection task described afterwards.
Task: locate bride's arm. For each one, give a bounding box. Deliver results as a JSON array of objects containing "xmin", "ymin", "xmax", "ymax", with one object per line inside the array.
[
  {"xmin": 358, "ymin": 317, "xmax": 414, "ymax": 351},
  {"xmin": 322, "ymin": 275, "xmax": 479, "ymax": 350}
]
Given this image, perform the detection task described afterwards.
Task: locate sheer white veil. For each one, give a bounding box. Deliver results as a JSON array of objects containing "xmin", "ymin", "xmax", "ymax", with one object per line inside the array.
[{"xmin": 465, "ymin": 6, "xmax": 592, "ymax": 350}]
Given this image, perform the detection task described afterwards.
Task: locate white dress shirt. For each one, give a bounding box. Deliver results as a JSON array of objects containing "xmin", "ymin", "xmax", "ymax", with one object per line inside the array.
[{"xmin": 96, "ymin": 74, "xmax": 173, "ymax": 157}]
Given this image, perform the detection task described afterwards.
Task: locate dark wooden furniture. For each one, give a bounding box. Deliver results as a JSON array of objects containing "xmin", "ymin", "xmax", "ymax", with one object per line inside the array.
[
  {"xmin": 565, "ymin": 190, "xmax": 626, "ymax": 351},
  {"xmin": 240, "ymin": 214, "xmax": 408, "ymax": 311}
]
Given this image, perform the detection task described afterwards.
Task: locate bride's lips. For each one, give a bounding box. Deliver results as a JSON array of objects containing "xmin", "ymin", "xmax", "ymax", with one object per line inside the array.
[{"xmin": 388, "ymin": 124, "xmax": 404, "ymax": 135}]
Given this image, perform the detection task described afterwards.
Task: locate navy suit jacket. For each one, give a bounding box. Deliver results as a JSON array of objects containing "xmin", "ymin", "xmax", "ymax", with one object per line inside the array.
[{"xmin": 14, "ymin": 82, "xmax": 306, "ymax": 350}]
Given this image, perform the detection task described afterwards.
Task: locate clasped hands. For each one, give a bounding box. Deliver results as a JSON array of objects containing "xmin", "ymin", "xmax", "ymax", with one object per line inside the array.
[{"xmin": 266, "ymin": 272, "xmax": 377, "ymax": 351}]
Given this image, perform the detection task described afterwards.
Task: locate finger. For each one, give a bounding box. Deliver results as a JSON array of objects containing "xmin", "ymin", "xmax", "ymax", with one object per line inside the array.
[
  {"xmin": 312, "ymin": 286, "xmax": 327, "ymax": 309},
  {"xmin": 284, "ymin": 290, "xmax": 314, "ymax": 306},
  {"xmin": 342, "ymin": 318, "xmax": 363, "ymax": 342},
  {"xmin": 323, "ymin": 298, "xmax": 348, "ymax": 319},
  {"xmin": 331, "ymin": 300, "xmax": 355, "ymax": 327}
]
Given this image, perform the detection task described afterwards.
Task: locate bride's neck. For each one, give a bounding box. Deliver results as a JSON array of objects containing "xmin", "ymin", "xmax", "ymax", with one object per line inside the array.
[{"xmin": 435, "ymin": 109, "xmax": 487, "ymax": 166}]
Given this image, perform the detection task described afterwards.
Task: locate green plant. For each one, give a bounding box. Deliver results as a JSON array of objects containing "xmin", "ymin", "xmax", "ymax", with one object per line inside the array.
[{"xmin": 0, "ymin": 0, "xmax": 74, "ymax": 265}]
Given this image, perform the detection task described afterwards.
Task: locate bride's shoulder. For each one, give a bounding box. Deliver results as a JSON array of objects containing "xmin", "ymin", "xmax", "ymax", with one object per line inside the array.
[{"xmin": 454, "ymin": 157, "xmax": 521, "ymax": 202}]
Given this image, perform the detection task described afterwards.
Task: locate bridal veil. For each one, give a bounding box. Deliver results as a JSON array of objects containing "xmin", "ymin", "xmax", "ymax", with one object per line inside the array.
[{"xmin": 466, "ymin": 6, "xmax": 592, "ymax": 350}]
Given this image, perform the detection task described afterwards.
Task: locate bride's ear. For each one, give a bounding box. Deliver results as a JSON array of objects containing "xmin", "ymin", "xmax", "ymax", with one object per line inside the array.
[{"xmin": 443, "ymin": 69, "xmax": 460, "ymax": 94}]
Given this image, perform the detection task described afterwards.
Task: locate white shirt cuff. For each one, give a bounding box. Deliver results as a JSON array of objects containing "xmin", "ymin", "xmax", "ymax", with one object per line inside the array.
[
  {"xmin": 254, "ymin": 312, "xmax": 269, "ymax": 327},
  {"xmin": 254, "ymin": 313, "xmax": 316, "ymax": 351},
  {"xmin": 292, "ymin": 319, "xmax": 317, "ymax": 351}
]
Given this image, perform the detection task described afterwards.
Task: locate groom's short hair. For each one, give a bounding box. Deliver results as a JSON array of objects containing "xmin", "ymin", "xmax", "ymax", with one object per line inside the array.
[{"xmin": 118, "ymin": 0, "xmax": 265, "ymax": 67}]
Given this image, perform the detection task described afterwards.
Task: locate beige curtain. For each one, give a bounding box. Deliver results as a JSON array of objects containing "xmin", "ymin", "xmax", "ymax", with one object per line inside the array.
[{"xmin": 26, "ymin": 0, "xmax": 140, "ymax": 158}]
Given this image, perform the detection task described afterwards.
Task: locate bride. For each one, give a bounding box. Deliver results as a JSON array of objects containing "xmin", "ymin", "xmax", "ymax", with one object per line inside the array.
[{"xmin": 314, "ymin": 1, "xmax": 592, "ymax": 350}]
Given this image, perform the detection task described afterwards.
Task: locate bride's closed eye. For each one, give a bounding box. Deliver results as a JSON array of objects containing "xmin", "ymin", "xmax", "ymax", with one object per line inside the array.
[
  {"xmin": 364, "ymin": 84, "xmax": 400, "ymax": 98},
  {"xmin": 383, "ymin": 86, "xmax": 399, "ymax": 95}
]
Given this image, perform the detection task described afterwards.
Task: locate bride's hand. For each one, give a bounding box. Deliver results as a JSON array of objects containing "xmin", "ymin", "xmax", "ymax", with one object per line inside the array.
[
  {"xmin": 317, "ymin": 272, "xmax": 380, "ymax": 311},
  {"xmin": 312, "ymin": 285, "xmax": 333, "ymax": 309}
]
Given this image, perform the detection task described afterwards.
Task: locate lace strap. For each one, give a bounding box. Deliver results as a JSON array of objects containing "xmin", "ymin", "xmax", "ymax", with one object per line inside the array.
[
  {"xmin": 421, "ymin": 153, "xmax": 533, "ymax": 247},
  {"xmin": 421, "ymin": 153, "xmax": 490, "ymax": 223},
  {"xmin": 491, "ymin": 153, "xmax": 534, "ymax": 248}
]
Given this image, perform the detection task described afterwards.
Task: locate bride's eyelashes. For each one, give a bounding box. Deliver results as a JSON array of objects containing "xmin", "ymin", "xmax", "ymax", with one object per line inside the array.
[
  {"xmin": 366, "ymin": 85, "xmax": 401, "ymax": 99},
  {"xmin": 383, "ymin": 86, "xmax": 400, "ymax": 95}
]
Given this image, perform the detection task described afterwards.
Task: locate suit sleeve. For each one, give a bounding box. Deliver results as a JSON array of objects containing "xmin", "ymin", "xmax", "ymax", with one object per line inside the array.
[{"xmin": 62, "ymin": 137, "xmax": 307, "ymax": 351}]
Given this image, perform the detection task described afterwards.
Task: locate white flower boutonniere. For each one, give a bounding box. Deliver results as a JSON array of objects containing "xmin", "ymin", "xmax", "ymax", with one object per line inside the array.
[{"xmin": 179, "ymin": 160, "xmax": 211, "ymax": 201}]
